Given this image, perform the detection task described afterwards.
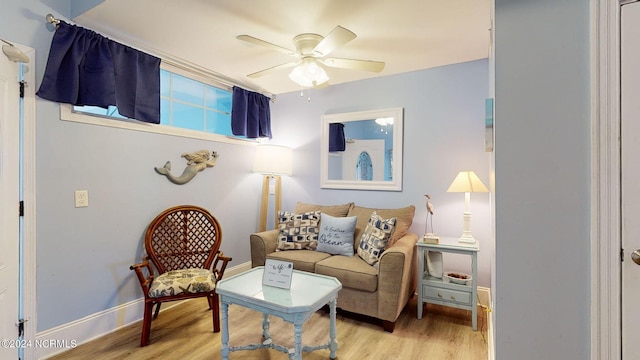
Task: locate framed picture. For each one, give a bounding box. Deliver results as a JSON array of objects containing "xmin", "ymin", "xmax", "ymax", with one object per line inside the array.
[{"xmin": 485, "ymin": 98, "xmax": 494, "ymax": 152}]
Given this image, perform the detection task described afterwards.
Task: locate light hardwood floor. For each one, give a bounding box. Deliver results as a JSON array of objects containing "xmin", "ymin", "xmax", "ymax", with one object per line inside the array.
[{"xmin": 49, "ymin": 296, "xmax": 488, "ymax": 359}]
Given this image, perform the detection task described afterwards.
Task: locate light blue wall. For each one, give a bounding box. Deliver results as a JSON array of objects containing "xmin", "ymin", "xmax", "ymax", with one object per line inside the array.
[
  {"xmin": 494, "ymin": 0, "xmax": 590, "ymax": 359},
  {"xmin": 1, "ymin": 0, "xmax": 491, "ymax": 335},
  {"xmin": 271, "ymin": 59, "xmax": 492, "ymax": 288},
  {"xmin": 2, "ymin": 0, "xmax": 263, "ymax": 331}
]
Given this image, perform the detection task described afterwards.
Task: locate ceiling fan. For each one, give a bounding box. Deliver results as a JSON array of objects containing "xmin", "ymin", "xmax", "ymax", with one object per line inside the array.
[{"xmin": 237, "ymin": 25, "xmax": 385, "ymax": 88}]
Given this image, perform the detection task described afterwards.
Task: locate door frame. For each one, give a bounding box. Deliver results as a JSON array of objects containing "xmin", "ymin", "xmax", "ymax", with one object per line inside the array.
[
  {"xmin": 15, "ymin": 44, "xmax": 37, "ymax": 360},
  {"xmin": 592, "ymin": 1, "xmax": 626, "ymax": 359}
]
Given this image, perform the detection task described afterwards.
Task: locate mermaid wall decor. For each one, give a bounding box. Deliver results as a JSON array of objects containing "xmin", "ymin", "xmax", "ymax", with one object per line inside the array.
[{"xmin": 155, "ymin": 150, "xmax": 219, "ymax": 185}]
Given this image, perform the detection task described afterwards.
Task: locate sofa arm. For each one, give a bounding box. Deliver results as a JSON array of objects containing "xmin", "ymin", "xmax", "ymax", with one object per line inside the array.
[
  {"xmin": 249, "ymin": 229, "xmax": 280, "ymax": 267},
  {"xmin": 376, "ymin": 233, "xmax": 419, "ymax": 323}
]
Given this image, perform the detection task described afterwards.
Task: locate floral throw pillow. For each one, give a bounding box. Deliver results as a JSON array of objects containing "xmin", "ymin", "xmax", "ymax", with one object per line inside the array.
[
  {"xmin": 277, "ymin": 210, "xmax": 321, "ymax": 251},
  {"xmin": 357, "ymin": 211, "xmax": 397, "ymax": 266}
]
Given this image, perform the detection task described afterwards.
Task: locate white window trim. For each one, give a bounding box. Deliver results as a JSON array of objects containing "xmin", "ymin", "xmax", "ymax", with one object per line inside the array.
[
  {"xmin": 161, "ymin": 62, "xmax": 232, "ymax": 91},
  {"xmin": 59, "ymin": 62, "xmax": 257, "ymax": 146}
]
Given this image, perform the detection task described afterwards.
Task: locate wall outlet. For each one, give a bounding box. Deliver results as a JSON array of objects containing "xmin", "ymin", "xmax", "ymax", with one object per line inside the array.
[{"xmin": 75, "ymin": 190, "xmax": 89, "ymax": 208}]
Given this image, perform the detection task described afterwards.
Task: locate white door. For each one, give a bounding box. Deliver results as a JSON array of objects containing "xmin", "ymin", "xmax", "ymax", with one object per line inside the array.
[
  {"xmin": 342, "ymin": 139, "xmax": 385, "ymax": 181},
  {"xmin": 0, "ymin": 46, "xmax": 21, "ymax": 358},
  {"xmin": 621, "ymin": 3, "xmax": 640, "ymax": 358}
]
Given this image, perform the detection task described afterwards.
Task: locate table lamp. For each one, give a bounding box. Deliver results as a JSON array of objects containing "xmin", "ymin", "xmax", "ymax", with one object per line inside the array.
[
  {"xmin": 252, "ymin": 144, "xmax": 293, "ymax": 232},
  {"xmin": 446, "ymin": 171, "xmax": 488, "ymax": 245}
]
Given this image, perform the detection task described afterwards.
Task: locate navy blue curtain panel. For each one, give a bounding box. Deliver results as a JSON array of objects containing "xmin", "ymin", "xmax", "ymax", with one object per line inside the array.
[
  {"xmin": 231, "ymin": 86, "xmax": 272, "ymax": 139},
  {"xmin": 37, "ymin": 22, "xmax": 161, "ymax": 124},
  {"xmin": 329, "ymin": 123, "xmax": 346, "ymax": 151}
]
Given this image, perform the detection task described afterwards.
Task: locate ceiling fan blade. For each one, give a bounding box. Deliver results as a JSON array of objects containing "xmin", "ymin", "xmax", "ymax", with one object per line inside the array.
[
  {"xmin": 321, "ymin": 58, "xmax": 385, "ymax": 73},
  {"xmin": 313, "ymin": 25, "xmax": 356, "ymax": 57},
  {"xmin": 237, "ymin": 35, "xmax": 297, "ymax": 57},
  {"xmin": 246, "ymin": 61, "xmax": 299, "ymax": 78}
]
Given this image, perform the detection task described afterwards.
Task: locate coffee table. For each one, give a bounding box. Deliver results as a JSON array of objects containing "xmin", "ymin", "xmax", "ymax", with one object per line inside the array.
[{"xmin": 215, "ymin": 266, "xmax": 342, "ymax": 360}]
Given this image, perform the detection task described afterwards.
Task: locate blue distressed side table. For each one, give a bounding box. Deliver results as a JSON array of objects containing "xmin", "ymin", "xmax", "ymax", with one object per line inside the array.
[
  {"xmin": 215, "ymin": 267, "xmax": 342, "ymax": 360},
  {"xmin": 416, "ymin": 237, "xmax": 479, "ymax": 330}
]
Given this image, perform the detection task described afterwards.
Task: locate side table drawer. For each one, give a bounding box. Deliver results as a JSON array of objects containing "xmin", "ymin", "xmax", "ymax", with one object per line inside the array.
[{"xmin": 424, "ymin": 285, "xmax": 471, "ymax": 306}]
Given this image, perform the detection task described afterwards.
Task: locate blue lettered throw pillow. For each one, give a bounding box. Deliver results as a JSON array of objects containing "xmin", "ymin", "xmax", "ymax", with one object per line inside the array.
[{"xmin": 317, "ymin": 213, "xmax": 357, "ymax": 256}]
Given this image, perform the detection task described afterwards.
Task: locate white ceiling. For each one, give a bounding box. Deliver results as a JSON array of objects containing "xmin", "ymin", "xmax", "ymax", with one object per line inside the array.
[{"xmin": 74, "ymin": 0, "xmax": 491, "ymax": 95}]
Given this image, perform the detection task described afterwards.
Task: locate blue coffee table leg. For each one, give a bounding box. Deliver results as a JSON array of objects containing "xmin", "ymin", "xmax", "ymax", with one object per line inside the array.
[
  {"xmin": 221, "ymin": 301, "xmax": 229, "ymax": 360},
  {"xmin": 329, "ymin": 299, "xmax": 338, "ymax": 359},
  {"xmin": 262, "ymin": 312, "xmax": 271, "ymax": 343},
  {"xmin": 293, "ymin": 317, "xmax": 303, "ymax": 360}
]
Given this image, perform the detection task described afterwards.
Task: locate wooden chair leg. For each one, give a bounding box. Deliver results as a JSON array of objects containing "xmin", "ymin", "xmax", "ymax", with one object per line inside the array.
[
  {"xmin": 141, "ymin": 301, "xmax": 154, "ymax": 347},
  {"xmin": 152, "ymin": 302, "xmax": 162, "ymax": 319},
  {"xmin": 209, "ymin": 294, "xmax": 220, "ymax": 333}
]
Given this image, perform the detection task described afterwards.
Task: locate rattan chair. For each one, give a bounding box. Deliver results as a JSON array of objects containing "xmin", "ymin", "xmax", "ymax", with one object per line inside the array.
[{"xmin": 130, "ymin": 205, "xmax": 232, "ymax": 347}]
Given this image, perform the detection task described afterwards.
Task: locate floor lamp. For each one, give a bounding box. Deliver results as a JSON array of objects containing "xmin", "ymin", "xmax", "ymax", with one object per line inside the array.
[
  {"xmin": 446, "ymin": 171, "xmax": 488, "ymax": 246},
  {"xmin": 252, "ymin": 144, "xmax": 293, "ymax": 232}
]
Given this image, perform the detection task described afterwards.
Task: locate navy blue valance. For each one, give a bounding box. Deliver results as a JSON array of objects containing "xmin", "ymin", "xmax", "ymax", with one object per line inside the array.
[
  {"xmin": 231, "ymin": 86, "xmax": 271, "ymax": 139},
  {"xmin": 329, "ymin": 123, "xmax": 346, "ymax": 151},
  {"xmin": 37, "ymin": 21, "xmax": 161, "ymax": 124}
]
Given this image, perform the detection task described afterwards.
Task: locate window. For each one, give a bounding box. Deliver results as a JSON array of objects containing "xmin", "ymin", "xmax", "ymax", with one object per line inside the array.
[
  {"xmin": 63, "ymin": 63, "xmax": 251, "ymax": 144},
  {"xmin": 159, "ymin": 70, "xmax": 235, "ymax": 136}
]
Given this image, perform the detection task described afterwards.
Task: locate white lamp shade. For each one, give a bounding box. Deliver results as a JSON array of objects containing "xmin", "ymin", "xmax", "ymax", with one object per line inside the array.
[
  {"xmin": 447, "ymin": 171, "xmax": 488, "ymax": 193},
  {"xmin": 252, "ymin": 144, "xmax": 293, "ymax": 176}
]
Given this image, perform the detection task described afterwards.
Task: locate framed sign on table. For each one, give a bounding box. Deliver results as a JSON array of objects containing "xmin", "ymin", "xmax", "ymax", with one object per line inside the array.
[{"xmin": 262, "ymin": 259, "xmax": 294, "ymax": 289}]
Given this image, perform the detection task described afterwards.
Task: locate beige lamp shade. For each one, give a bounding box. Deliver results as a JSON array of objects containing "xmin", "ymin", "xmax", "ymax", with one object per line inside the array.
[
  {"xmin": 446, "ymin": 170, "xmax": 487, "ymax": 245},
  {"xmin": 252, "ymin": 144, "xmax": 293, "ymax": 176},
  {"xmin": 447, "ymin": 171, "xmax": 488, "ymax": 193}
]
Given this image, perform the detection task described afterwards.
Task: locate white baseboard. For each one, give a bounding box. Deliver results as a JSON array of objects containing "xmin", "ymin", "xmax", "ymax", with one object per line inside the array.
[
  {"xmin": 36, "ymin": 261, "xmax": 252, "ymax": 359},
  {"xmin": 477, "ymin": 286, "xmax": 490, "ymax": 308},
  {"xmin": 476, "ymin": 286, "xmax": 494, "ymax": 360},
  {"xmin": 488, "ymin": 308, "xmax": 494, "ymax": 360}
]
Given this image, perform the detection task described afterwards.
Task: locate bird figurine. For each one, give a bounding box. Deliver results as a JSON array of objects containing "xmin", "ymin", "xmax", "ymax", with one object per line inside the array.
[
  {"xmin": 425, "ymin": 194, "xmax": 434, "ymax": 215},
  {"xmin": 423, "ymin": 194, "xmax": 439, "ymax": 243}
]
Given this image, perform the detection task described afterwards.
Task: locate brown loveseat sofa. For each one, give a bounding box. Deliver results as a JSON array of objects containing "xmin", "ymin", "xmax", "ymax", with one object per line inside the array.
[{"xmin": 249, "ymin": 202, "xmax": 418, "ymax": 332}]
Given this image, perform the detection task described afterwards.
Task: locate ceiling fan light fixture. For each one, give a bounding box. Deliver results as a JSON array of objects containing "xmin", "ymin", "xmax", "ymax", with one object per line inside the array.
[
  {"xmin": 375, "ymin": 117, "xmax": 394, "ymax": 126},
  {"xmin": 288, "ymin": 59, "xmax": 329, "ymax": 88},
  {"xmin": 238, "ymin": 25, "xmax": 384, "ymax": 89}
]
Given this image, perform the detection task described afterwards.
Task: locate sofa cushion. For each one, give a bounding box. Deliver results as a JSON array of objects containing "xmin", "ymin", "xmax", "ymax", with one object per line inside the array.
[
  {"xmin": 357, "ymin": 211, "xmax": 396, "ymax": 266},
  {"xmin": 315, "ymin": 255, "xmax": 378, "ymax": 292},
  {"xmin": 266, "ymin": 250, "xmax": 331, "ymax": 273},
  {"xmin": 276, "ymin": 210, "xmax": 321, "ymax": 251},
  {"xmin": 294, "ymin": 202, "xmax": 354, "ymax": 217},
  {"xmin": 348, "ymin": 205, "xmax": 415, "ymax": 248},
  {"xmin": 317, "ymin": 213, "xmax": 357, "ymax": 256}
]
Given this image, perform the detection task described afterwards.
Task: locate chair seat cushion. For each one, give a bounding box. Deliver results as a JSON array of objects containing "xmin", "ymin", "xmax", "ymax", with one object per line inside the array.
[{"xmin": 148, "ymin": 268, "xmax": 216, "ymax": 298}]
